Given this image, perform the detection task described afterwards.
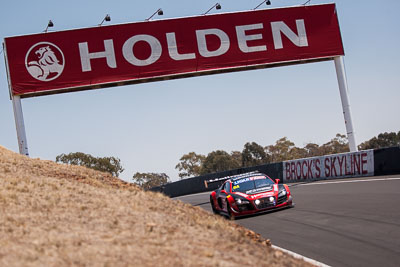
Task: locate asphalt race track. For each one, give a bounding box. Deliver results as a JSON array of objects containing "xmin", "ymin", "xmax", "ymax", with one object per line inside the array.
[{"xmin": 175, "ymin": 175, "xmax": 400, "ymax": 267}]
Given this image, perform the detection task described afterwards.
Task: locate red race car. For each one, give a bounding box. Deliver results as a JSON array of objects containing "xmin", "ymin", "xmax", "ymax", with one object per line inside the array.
[{"xmin": 206, "ymin": 171, "xmax": 294, "ymax": 219}]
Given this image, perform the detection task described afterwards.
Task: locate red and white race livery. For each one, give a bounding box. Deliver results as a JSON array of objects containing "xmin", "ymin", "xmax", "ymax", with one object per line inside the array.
[{"xmin": 207, "ymin": 171, "xmax": 293, "ymax": 219}]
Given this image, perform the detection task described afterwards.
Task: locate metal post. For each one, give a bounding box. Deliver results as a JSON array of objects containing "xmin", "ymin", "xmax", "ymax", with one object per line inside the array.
[
  {"xmin": 11, "ymin": 95, "xmax": 29, "ymax": 156},
  {"xmin": 334, "ymin": 56, "xmax": 358, "ymax": 152}
]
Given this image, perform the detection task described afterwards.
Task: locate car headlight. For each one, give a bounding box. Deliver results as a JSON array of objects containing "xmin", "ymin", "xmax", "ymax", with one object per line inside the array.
[
  {"xmin": 278, "ymin": 189, "xmax": 286, "ymax": 197},
  {"xmin": 236, "ymin": 198, "xmax": 250, "ymax": 205}
]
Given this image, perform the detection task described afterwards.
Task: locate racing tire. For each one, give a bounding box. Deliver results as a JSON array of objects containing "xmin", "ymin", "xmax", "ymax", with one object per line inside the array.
[
  {"xmin": 210, "ymin": 196, "xmax": 219, "ymax": 214},
  {"xmin": 226, "ymin": 202, "xmax": 235, "ymax": 221}
]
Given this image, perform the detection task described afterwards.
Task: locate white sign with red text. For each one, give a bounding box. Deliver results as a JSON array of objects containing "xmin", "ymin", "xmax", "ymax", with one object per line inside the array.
[{"xmin": 283, "ymin": 150, "xmax": 374, "ymax": 182}]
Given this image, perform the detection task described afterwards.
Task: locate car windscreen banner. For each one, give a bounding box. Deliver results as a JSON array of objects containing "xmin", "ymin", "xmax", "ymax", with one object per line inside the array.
[{"xmin": 4, "ymin": 3, "xmax": 343, "ymax": 98}]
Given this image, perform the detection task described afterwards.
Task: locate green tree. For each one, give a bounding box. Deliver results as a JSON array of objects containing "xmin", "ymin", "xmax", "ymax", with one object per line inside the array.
[
  {"xmin": 242, "ymin": 142, "xmax": 270, "ymax": 167},
  {"xmin": 200, "ymin": 150, "xmax": 241, "ymax": 175},
  {"xmin": 304, "ymin": 143, "xmax": 322, "ymax": 158},
  {"xmin": 288, "ymin": 146, "xmax": 308, "ymax": 160},
  {"xmin": 175, "ymin": 152, "xmax": 205, "ymax": 179},
  {"xmin": 265, "ymin": 137, "xmax": 296, "ymax": 162},
  {"xmin": 56, "ymin": 152, "xmax": 124, "ymax": 177},
  {"xmin": 358, "ymin": 131, "xmax": 400, "ymax": 150},
  {"xmin": 319, "ymin": 134, "xmax": 349, "ymax": 155},
  {"xmin": 132, "ymin": 172, "xmax": 170, "ymax": 190},
  {"xmin": 230, "ymin": 151, "xmax": 243, "ymax": 168}
]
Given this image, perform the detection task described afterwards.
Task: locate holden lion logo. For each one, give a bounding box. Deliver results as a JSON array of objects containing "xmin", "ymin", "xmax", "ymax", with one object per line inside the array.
[{"xmin": 25, "ymin": 42, "xmax": 65, "ymax": 82}]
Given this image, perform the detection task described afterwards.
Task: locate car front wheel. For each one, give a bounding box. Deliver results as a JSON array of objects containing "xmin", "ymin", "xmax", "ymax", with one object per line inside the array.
[
  {"xmin": 226, "ymin": 202, "xmax": 235, "ymax": 220},
  {"xmin": 210, "ymin": 196, "xmax": 218, "ymax": 214}
]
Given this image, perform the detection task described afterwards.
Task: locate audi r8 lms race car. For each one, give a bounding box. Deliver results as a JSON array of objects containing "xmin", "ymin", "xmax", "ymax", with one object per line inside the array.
[{"xmin": 206, "ymin": 171, "xmax": 293, "ymax": 219}]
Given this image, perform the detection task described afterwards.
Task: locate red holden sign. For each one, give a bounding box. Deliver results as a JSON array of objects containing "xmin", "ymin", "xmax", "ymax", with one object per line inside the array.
[{"xmin": 4, "ymin": 4, "xmax": 343, "ymax": 98}]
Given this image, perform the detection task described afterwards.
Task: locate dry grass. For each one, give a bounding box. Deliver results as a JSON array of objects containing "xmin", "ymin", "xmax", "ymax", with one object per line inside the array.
[{"xmin": 0, "ymin": 145, "xmax": 313, "ymax": 266}]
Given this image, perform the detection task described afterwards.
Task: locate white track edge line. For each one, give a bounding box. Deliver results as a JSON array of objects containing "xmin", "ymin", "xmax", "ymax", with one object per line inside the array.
[
  {"xmin": 295, "ymin": 177, "xmax": 400, "ymax": 186},
  {"xmin": 272, "ymin": 245, "xmax": 331, "ymax": 267}
]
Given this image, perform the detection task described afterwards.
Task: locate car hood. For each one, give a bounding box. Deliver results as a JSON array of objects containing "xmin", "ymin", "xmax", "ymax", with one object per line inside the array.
[{"xmin": 233, "ymin": 184, "xmax": 279, "ymax": 199}]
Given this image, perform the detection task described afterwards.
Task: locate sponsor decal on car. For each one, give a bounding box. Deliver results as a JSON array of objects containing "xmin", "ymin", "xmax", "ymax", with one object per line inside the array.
[
  {"xmin": 245, "ymin": 186, "xmax": 272, "ymax": 195},
  {"xmin": 233, "ymin": 176, "xmax": 266, "ymax": 185}
]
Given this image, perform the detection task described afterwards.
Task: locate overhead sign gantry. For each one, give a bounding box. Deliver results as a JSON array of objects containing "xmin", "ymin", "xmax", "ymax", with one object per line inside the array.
[{"xmin": 3, "ymin": 4, "xmax": 357, "ymax": 156}]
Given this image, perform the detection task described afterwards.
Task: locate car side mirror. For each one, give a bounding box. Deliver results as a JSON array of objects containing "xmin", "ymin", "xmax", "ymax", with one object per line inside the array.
[{"xmin": 275, "ymin": 179, "xmax": 280, "ymax": 184}]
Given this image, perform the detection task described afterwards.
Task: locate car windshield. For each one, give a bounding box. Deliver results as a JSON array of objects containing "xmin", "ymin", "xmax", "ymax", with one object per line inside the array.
[{"xmin": 231, "ymin": 176, "xmax": 274, "ymax": 194}]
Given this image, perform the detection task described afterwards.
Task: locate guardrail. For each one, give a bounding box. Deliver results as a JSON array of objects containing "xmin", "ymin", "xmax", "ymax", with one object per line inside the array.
[
  {"xmin": 151, "ymin": 146, "xmax": 400, "ymax": 197},
  {"xmin": 374, "ymin": 146, "xmax": 400, "ymax": 175}
]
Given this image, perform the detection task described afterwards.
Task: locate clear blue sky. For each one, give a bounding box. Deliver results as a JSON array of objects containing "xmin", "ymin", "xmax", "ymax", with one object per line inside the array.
[{"xmin": 1, "ymin": 0, "xmax": 399, "ymax": 182}]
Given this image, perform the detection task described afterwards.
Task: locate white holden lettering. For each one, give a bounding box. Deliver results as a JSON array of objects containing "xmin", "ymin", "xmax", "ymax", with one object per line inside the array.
[
  {"xmin": 122, "ymin": 34, "xmax": 162, "ymax": 66},
  {"xmin": 166, "ymin": 32, "xmax": 196, "ymax": 60},
  {"xmin": 196, "ymin": 29, "xmax": 230, "ymax": 58},
  {"xmin": 271, "ymin": 19, "xmax": 308, "ymax": 49},
  {"xmin": 236, "ymin": 23, "xmax": 267, "ymax": 53},
  {"xmin": 79, "ymin": 39, "xmax": 116, "ymax": 72},
  {"xmin": 77, "ymin": 19, "xmax": 309, "ymax": 72}
]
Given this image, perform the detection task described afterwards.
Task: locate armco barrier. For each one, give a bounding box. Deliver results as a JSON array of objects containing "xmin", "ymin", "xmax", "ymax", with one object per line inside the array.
[
  {"xmin": 374, "ymin": 146, "xmax": 400, "ymax": 176},
  {"xmin": 151, "ymin": 146, "xmax": 400, "ymax": 198}
]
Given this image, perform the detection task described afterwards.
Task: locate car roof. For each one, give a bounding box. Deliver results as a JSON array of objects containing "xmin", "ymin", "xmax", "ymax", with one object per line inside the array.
[{"xmin": 205, "ymin": 171, "xmax": 270, "ymax": 188}]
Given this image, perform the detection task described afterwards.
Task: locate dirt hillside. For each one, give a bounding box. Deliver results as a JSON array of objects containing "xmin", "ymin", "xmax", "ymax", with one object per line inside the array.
[{"xmin": 0, "ymin": 145, "xmax": 312, "ymax": 266}]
